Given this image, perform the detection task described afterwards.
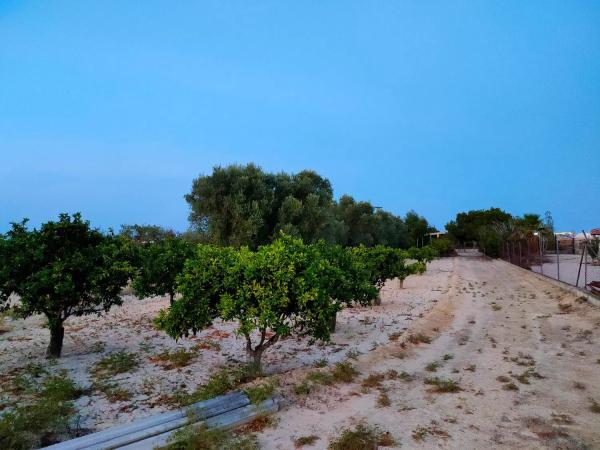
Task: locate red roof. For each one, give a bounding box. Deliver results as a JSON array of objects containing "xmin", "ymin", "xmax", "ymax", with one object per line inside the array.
[{"xmin": 591, "ymin": 228, "xmax": 600, "ymax": 236}]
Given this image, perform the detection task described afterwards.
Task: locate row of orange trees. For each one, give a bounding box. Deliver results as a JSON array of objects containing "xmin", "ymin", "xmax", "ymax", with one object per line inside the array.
[{"xmin": 0, "ymin": 214, "xmax": 435, "ymax": 369}]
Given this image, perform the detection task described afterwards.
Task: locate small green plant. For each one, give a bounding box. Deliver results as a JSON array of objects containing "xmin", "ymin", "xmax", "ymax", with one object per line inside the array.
[
  {"xmin": 412, "ymin": 426, "xmax": 429, "ymax": 441},
  {"xmin": 150, "ymin": 348, "xmax": 197, "ymax": 369},
  {"xmin": 361, "ymin": 373, "xmax": 385, "ymax": 389},
  {"xmin": 158, "ymin": 423, "xmax": 258, "ymax": 450},
  {"xmin": 306, "ymin": 371, "xmax": 334, "ymax": 386},
  {"xmin": 425, "ymin": 362, "xmax": 440, "ymax": 372},
  {"xmin": 328, "ymin": 424, "xmax": 394, "ymax": 450},
  {"xmin": 293, "ymin": 381, "xmax": 311, "ymax": 395},
  {"xmin": 346, "ymin": 350, "xmax": 360, "ymax": 360},
  {"xmin": 443, "ymin": 353, "xmax": 454, "ymax": 361},
  {"xmin": 331, "ymin": 361, "xmax": 358, "ymax": 383},
  {"xmin": 504, "ymin": 382, "xmax": 519, "ymax": 391},
  {"xmin": 377, "ymin": 391, "xmax": 391, "ymax": 407},
  {"xmin": 294, "ymin": 435, "xmax": 319, "ymax": 447},
  {"xmin": 590, "ymin": 398, "xmax": 600, "ymax": 414},
  {"xmin": 388, "ymin": 331, "xmax": 403, "ymax": 341},
  {"xmin": 424, "ymin": 377, "xmax": 461, "ymax": 393},
  {"xmin": 93, "ymin": 381, "xmax": 131, "ymax": 402},
  {"xmin": 398, "ymin": 371, "xmax": 414, "ymax": 382},
  {"xmin": 407, "ymin": 333, "xmax": 431, "ymax": 344},
  {"xmin": 173, "ymin": 366, "xmax": 253, "ymax": 406},
  {"xmin": 314, "ymin": 358, "xmax": 328, "ymax": 368},
  {"xmin": 244, "ymin": 380, "xmax": 276, "ymax": 404},
  {"xmin": 91, "ymin": 351, "xmax": 139, "ymax": 379},
  {"xmin": 385, "ymin": 369, "xmax": 398, "ymax": 379}
]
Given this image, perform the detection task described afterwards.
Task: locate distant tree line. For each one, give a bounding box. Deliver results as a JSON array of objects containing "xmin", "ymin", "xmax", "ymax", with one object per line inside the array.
[
  {"xmin": 445, "ymin": 208, "xmax": 552, "ymax": 257},
  {"xmin": 181, "ymin": 163, "xmax": 435, "ymax": 249}
]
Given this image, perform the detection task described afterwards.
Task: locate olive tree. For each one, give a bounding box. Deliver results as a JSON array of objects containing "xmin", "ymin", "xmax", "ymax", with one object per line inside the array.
[
  {"xmin": 132, "ymin": 237, "xmax": 194, "ymax": 304},
  {"xmin": 0, "ymin": 214, "xmax": 131, "ymax": 358}
]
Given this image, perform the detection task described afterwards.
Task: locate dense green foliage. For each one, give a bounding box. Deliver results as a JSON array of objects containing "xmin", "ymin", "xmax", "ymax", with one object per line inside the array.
[
  {"xmin": 132, "ymin": 237, "xmax": 194, "ymax": 304},
  {"xmin": 446, "ymin": 208, "xmax": 548, "ymax": 257},
  {"xmin": 185, "ymin": 164, "xmax": 434, "ymax": 249},
  {"xmin": 0, "ymin": 213, "xmax": 131, "ymax": 357},
  {"xmin": 119, "ymin": 224, "xmax": 177, "ymax": 243},
  {"xmin": 445, "ymin": 208, "xmax": 513, "ymax": 244},
  {"xmin": 429, "ymin": 237, "xmax": 456, "ymax": 257}
]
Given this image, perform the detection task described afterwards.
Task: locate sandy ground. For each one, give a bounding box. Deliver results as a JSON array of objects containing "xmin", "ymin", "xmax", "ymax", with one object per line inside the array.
[
  {"xmin": 259, "ymin": 255, "xmax": 600, "ymax": 449},
  {"xmin": 1, "ymin": 255, "xmax": 599, "ymax": 449}
]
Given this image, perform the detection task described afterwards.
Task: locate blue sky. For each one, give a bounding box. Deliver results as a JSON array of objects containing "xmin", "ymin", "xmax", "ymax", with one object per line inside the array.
[{"xmin": 1, "ymin": 1, "xmax": 599, "ymax": 232}]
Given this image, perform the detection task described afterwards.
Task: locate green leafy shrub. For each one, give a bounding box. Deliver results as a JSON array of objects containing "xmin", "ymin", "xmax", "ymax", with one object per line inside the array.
[{"xmin": 430, "ymin": 237, "xmax": 455, "ymax": 256}]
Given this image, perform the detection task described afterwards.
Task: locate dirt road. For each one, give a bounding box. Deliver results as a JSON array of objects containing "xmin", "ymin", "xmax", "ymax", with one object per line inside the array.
[{"xmin": 261, "ymin": 255, "xmax": 600, "ymax": 449}]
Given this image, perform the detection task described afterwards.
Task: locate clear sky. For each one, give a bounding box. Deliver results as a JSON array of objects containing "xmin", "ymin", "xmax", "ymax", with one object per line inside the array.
[{"xmin": 1, "ymin": 1, "xmax": 599, "ymax": 233}]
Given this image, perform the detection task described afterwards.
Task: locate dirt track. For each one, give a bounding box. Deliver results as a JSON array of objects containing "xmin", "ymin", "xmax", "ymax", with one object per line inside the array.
[{"xmin": 261, "ymin": 255, "xmax": 600, "ymax": 449}]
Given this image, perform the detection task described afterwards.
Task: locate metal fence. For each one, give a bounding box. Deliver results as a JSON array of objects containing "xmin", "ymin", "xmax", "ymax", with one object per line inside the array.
[{"xmin": 499, "ymin": 233, "xmax": 600, "ymax": 295}]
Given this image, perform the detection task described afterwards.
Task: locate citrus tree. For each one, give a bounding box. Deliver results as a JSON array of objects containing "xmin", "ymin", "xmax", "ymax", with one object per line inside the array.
[
  {"xmin": 159, "ymin": 235, "xmax": 364, "ymax": 374},
  {"xmin": 132, "ymin": 237, "xmax": 194, "ymax": 304},
  {"xmin": 155, "ymin": 244, "xmax": 236, "ymax": 338},
  {"xmin": 0, "ymin": 214, "xmax": 131, "ymax": 358}
]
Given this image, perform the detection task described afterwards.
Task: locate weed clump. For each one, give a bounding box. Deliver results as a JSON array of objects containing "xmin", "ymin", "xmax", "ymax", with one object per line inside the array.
[
  {"xmin": 158, "ymin": 423, "xmax": 258, "ymax": 450},
  {"xmin": 329, "ymin": 424, "xmax": 394, "ymax": 450},
  {"xmin": 424, "ymin": 377, "xmax": 461, "ymax": 393},
  {"xmin": 407, "ymin": 333, "xmax": 431, "ymax": 344},
  {"xmin": 331, "ymin": 361, "xmax": 358, "ymax": 383},
  {"xmin": 150, "ymin": 348, "xmax": 197, "ymax": 369},
  {"xmin": 91, "ymin": 351, "xmax": 139, "ymax": 379},
  {"xmin": 244, "ymin": 380, "xmax": 276, "ymax": 404},
  {"xmin": 294, "ymin": 435, "xmax": 319, "ymax": 447},
  {"xmin": 361, "ymin": 373, "xmax": 385, "ymax": 389}
]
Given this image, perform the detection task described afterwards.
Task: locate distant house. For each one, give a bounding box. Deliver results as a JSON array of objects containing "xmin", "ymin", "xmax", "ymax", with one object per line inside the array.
[{"xmin": 427, "ymin": 231, "xmax": 447, "ymax": 239}]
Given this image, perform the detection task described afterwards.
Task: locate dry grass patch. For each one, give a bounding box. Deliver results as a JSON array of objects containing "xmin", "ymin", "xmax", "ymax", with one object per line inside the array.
[
  {"xmin": 294, "ymin": 435, "xmax": 319, "ymax": 447},
  {"xmin": 361, "ymin": 373, "xmax": 385, "ymax": 389}
]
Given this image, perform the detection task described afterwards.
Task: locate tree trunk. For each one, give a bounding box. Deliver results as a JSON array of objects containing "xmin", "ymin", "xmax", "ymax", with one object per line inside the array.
[
  {"xmin": 328, "ymin": 312, "xmax": 337, "ymax": 333},
  {"xmin": 46, "ymin": 320, "xmax": 65, "ymax": 358},
  {"xmin": 169, "ymin": 292, "xmax": 175, "ymax": 305},
  {"xmin": 245, "ymin": 347, "xmax": 263, "ymax": 376},
  {"xmin": 399, "ymin": 278, "xmax": 404, "ymax": 289},
  {"xmin": 374, "ymin": 292, "xmax": 382, "ymax": 306}
]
